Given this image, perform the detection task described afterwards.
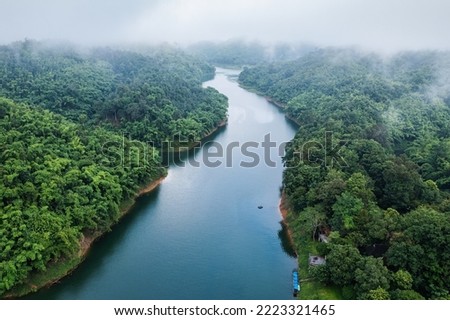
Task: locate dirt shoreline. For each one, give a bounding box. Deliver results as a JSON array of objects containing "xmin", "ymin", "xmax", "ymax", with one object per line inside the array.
[{"xmin": 278, "ymin": 191, "xmax": 298, "ymax": 256}]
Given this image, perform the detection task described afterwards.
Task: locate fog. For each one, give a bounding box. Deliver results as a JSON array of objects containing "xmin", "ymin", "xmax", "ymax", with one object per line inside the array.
[{"xmin": 1, "ymin": 0, "xmax": 450, "ymax": 52}]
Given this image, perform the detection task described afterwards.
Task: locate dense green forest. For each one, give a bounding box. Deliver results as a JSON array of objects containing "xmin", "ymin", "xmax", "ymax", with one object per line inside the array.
[
  {"xmin": 240, "ymin": 49, "xmax": 450, "ymax": 299},
  {"xmin": 188, "ymin": 40, "xmax": 313, "ymax": 67},
  {"xmin": 0, "ymin": 40, "xmax": 228, "ymax": 143},
  {"xmin": 0, "ymin": 40, "xmax": 228, "ymax": 295}
]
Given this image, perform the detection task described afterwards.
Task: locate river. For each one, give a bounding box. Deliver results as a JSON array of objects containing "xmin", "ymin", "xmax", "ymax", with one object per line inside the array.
[{"xmin": 30, "ymin": 68, "xmax": 298, "ymax": 300}]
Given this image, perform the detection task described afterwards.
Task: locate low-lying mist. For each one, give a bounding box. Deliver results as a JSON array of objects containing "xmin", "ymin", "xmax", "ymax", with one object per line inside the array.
[{"xmin": 1, "ymin": 0, "xmax": 449, "ymax": 53}]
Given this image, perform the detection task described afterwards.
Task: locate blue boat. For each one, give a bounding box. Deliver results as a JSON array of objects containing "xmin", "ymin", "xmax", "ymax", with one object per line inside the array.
[{"xmin": 292, "ymin": 269, "xmax": 300, "ymax": 297}]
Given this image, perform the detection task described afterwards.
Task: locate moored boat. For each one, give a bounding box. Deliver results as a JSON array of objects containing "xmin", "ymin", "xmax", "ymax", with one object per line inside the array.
[{"xmin": 292, "ymin": 269, "xmax": 300, "ymax": 297}]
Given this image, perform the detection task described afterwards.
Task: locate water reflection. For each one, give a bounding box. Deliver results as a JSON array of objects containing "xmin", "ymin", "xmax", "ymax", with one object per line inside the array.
[{"xmin": 278, "ymin": 222, "xmax": 297, "ymax": 258}]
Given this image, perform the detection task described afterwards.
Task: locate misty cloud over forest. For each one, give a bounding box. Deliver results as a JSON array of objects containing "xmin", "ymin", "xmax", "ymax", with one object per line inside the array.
[{"xmin": 1, "ymin": 0, "xmax": 449, "ymax": 52}]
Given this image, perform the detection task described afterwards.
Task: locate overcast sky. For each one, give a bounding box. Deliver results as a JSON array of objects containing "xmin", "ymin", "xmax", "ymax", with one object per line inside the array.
[{"xmin": 1, "ymin": 0, "xmax": 449, "ymax": 52}]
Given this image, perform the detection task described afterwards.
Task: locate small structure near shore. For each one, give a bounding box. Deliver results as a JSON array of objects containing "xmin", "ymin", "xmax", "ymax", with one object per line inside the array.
[
  {"xmin": 308, "ymin": 254, "xmax": 326, "ymax": 266},
  {"xmin": 319, "ymin": 234, "xmax": 329, "ymax": 243}
]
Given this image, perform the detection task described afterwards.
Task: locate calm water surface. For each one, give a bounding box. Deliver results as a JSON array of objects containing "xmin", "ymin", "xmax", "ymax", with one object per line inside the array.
[{"xmin": 31, "ymin": 68, "xmax": 298, "ymax": 299}]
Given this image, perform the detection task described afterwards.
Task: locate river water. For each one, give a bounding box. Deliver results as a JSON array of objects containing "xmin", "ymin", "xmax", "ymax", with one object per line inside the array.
[{"xmin": 31, "ymin": 68, "xmax": 298, "ymax": 299}]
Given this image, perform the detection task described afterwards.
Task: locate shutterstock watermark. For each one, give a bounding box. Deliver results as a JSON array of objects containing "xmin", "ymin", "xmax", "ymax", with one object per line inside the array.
[
  {"xmin": 289, "ymin": 131, "xmax": 348, "ymax": 168},
  {"xmin": 100, "ymin": 132, "xmax": 348, "ymax": 169}
]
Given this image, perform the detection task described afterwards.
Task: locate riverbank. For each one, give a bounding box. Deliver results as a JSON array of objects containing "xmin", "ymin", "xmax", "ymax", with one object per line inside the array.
[
  {"xmin": 238, "ymin": 84, "xmax": 301, "ymax": 126},
  {"xmin": 241, "ymin": 79, "xmax": 343, "ymax": 300},
  {"xmin": 80, "ymin": 175, "xmax": 167, "ymax": 264},
  {"xmin": 279, "ymin": 191, "xmax": 343, "ymax": 300},
  {"xmin": 2, "ymin": 175, "xmax": 167, "ymax": 299},
  {"xmin": 278, "ymin": 192, "xmax": 297, "ymax": 256},
  {"xmin": 165, "ymin": 119, "xmax": 228, "ymax": 152}
]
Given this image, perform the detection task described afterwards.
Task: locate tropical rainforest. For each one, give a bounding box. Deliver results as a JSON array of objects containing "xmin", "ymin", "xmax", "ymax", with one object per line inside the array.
[
  {"xmin": 1, "ymin": 39, "xmax": 449, "ymax": 300},
  {"xmin": 188, "ymin": 40, "xmax": 313, "ymax": 67},
  {"xmin": 0, "ymin": 40, "xmax": 227, "ymax": 295},
  {"xmin": 239, "ymin": 49, "xmax": 450, "ymax": 299}
]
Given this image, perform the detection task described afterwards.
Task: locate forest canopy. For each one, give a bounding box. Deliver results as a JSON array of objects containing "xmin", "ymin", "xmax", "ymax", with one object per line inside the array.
[
  {"xmin": 187, "ymin": 40, "xmax": 314, "ymax": 67},
  {"xmin": 0, "ymin": 40, "xmax": 228, "ymax": 295},
  {"xmin": 0, "ymin": 40, "xmax": 228, "ymax": 143},
  {"xmin": 239, "ymin": 49, "xmax": 450, "ymax": 299}
]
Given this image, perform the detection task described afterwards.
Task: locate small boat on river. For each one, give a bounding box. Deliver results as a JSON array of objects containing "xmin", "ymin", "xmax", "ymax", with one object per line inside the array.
[{"xmin": 292, "ymin": 269, "xmax": 300, "ymax": 297}]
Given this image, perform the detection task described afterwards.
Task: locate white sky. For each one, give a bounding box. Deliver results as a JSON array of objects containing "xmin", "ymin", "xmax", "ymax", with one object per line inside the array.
[{"xmin": 1, "ymin": 0, "xmax": 449, "ymax": 52}]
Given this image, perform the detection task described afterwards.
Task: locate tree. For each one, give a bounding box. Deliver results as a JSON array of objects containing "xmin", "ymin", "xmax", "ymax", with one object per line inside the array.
[
  {"xmin": 354, "ymin": 257, "xmax": 390, "ymax": 298},
  {"xmin": 392, "ymin": 269, "xmax": 413, "ymax": 290},
  {"xmin": 307, "ymin": 169, "xmax": 346, "ymax": 214},
  {"xmin": 346, "ymin": 172, "xmax": 375, "ymax": 205},
  {"xmin": 390, "ymin": 290, "xmax": 424, "ymax": 300},
  {"xmin": 360, "ymin": 287, "xmax": 390, "ymax": 300},
  {"xmin": 381, "ymin": 156, "xmax": 424, "ymax": 212},
  {"xmin": 324, "ymin": 244, "xmax": 362, "ymax": 286},
  {"xmin": 299, "ymin": 206, "xmax": 326, "ymax": 240},
  {"xmin": 386, "ymin": 207, "xmax": 450, "ymax": 298},
  {"xmin": 331, "ymin": 192, "xmax": 364, "ymax": 232}
]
